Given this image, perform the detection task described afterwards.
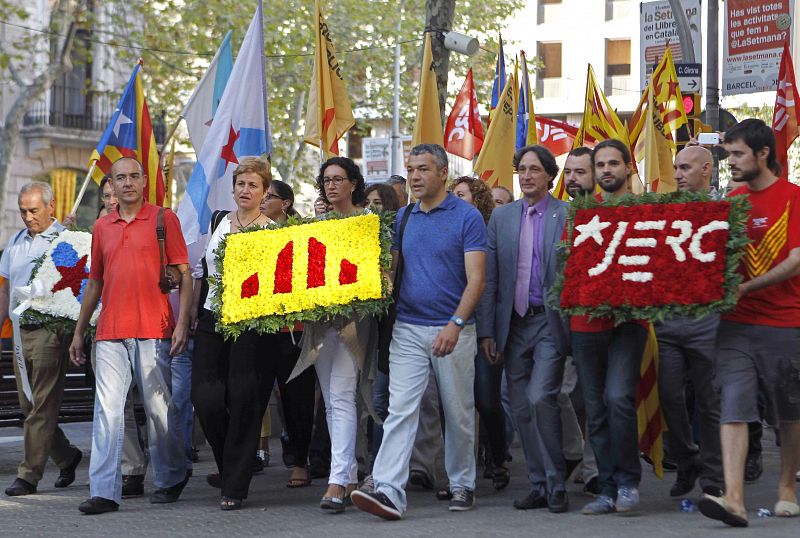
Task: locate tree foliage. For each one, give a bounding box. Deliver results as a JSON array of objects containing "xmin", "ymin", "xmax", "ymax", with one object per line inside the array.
[{"xmin": 123, "ymin": 0, "xmax": 522, "ymax": 183}]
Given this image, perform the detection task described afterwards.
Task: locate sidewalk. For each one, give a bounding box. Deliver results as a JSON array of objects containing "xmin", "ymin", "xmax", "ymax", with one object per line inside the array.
[{"xmin": 0, "ymin": 422, "xmax": 796, "ymax": 537}]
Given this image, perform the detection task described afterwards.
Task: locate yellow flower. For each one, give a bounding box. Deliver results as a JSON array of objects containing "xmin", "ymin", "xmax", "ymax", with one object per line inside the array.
[{"xmin": 220, "ymin": 214, "xmax": 385, "ymax": 325}]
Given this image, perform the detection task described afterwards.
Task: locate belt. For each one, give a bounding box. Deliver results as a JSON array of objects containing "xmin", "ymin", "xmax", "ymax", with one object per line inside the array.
[
  {"xmin": 521, "ymin": 305, "xmax": 546, "ymax": 317},
  {"xmin": 19, "ymin": 323, "xmax": 44, "ymax": 331}
]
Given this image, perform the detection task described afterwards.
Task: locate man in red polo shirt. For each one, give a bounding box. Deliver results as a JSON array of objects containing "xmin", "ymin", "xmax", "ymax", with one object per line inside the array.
[
  {"xmin": 699, "ymin": 119, "xmax": 800, "ymax": 527},
  {"xmin": 69, "ymin": 157, "xmax": 192, "ymax": 514}
]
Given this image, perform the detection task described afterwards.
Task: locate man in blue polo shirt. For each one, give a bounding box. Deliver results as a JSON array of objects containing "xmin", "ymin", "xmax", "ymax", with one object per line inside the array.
[{"xmin": 352, "ymin": 144, "xmax": 487, "ymax": 520}]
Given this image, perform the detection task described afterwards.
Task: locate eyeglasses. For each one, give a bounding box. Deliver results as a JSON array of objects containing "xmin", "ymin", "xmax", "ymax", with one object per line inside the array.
[
  {"xmin": 322, "ymin": 175, "xmax": 348, "ymax": 186},
  {"xmin": 265, "ymin": 193, "xmax": 284, "ymax": 201}
]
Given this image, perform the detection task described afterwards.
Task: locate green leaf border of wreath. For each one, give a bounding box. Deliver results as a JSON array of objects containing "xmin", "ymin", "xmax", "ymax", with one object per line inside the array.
[
  {"xmin": 22, "ymin": 228, "xmax": 97, "ymax": 338},
  {"xmin": 547, "ymin": 191, "xmax": 751, "ymax": 324},
  {"xmin": 210, "ymin": 210, "xmax": 395, "ymax": 339}
]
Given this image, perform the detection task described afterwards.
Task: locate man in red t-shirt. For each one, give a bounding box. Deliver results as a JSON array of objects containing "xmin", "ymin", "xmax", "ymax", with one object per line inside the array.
[
  {"xmin": 698, "ymin": 119, "xmax": 800, "ymax": 527},
  {"xmin": 69, "ymin": 157, "xmax": 192, "ymax": 515},
  {"xmin": 570, "ymin": 140, "xmax": 649, "ymax": 516}
]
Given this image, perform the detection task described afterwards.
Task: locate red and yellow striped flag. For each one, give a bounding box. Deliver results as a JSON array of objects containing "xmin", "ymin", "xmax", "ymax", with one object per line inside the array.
[
  {"xmin": 51, "ymin": 168, "xmax": 76, "ymax": 222},
  {"xmin": 637, "ymin": 324, "xmax": 665, "ymax": 478}
]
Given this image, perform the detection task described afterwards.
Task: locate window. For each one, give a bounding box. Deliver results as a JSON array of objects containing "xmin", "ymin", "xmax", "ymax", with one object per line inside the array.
[
  {"xmin": 538, "ymin": 42, "xmax": 562, "ymax": 79},
  {"xmin": 606, "ymin": 39, "xmax": 631, "ymax": 76}
]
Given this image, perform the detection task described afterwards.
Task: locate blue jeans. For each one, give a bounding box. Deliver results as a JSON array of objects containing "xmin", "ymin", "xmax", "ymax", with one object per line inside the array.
[
  {"xmin": 371, "ymin": 369, "xmax": 390, "ymax": 459},
  {"xmin": 373, "ymin": 322, "xmax": 476, "ymax": 513},
  {"xmin": 90, "ymin": 339, "xmax": 187, "ymax": 503},
  {"xmin": 572, "ymin": 323, "xmax": 647, "ymax": 499},
  {"xmin": 162, "ymin": 338, "xmax": 194, "ymax": 469}
]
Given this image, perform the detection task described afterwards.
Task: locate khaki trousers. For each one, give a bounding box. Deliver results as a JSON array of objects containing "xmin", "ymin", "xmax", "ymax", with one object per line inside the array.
[{"xmin": 12, "ymin": 328, "xmax": 79, "ymax": 485}]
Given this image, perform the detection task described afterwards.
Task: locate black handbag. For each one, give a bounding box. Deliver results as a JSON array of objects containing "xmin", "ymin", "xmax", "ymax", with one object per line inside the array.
[{"xmin": 377, "ymin": 205, "xmax": 413, "ymax": 374}]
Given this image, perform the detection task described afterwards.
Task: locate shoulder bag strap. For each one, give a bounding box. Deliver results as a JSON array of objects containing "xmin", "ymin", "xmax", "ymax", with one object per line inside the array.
[
  {"xmin": 392, "ymin": 205, "xmax": 413, "ymax": 300},
  {"xmin": 157, "ymin": 207, "xmax": 167, "ymax": 281}
]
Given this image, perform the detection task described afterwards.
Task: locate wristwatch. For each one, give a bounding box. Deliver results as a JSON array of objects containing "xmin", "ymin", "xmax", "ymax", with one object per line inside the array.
[{"xmin": 449, "ymin": 315, "xmax": 465, "ymax": 328}]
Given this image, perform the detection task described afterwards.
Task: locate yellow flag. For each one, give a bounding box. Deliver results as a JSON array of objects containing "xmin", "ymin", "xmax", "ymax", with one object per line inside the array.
[
  {"xmin": 50, "ymin": 168, "xmax": 76, "ymax": 222},
  {"xmin": 411, "ymin": 33, "xmax": 443, "ymax": 147},
  {"xmin": 581, "ymin": 65, "xmax": 629, "ymax": 143},
  {"xmin": 630, "ymin": 49, "xmax": 688, "ymax": 160},
  {"xmin": 474, "ymin": 74, "xmax": 516, "ymax": 190},
  {"xmin": 644, "ymin": 84, "xmax": 677, "ymax": 193},
  {"xmin": 304, "ymin": 0, "xmax": 355, "ymax": 157},
  {"xmin": 163, "ymin": 139, "xmax": 176, "ymax": 207}
]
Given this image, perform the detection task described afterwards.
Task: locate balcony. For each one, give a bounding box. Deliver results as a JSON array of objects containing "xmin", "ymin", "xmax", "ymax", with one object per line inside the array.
[
  {"xmin": 537, "ymin": 2, "xmax": 562, "ymax": 24},
  {"xmin": 536, "ymin": 78, "xmax": 564, "ymax": 99},
  {"xmin": 605, "ymin": 0, "xmax": 632, "ymax": 21},
  {"xmin": 22, "ymin": 84, "xmax": 165, "ymax": 153},
  {"xmin": 605, "ymin": 75, "xmax": 633, "ymax": 97}
]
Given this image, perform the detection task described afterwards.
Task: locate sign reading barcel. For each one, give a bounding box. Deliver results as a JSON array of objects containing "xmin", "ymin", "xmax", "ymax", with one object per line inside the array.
[{"xmin": 216, "ymin": 213, "xmax": 390, "ymax": 336}]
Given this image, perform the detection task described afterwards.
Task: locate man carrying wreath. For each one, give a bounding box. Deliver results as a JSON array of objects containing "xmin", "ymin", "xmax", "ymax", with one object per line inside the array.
[
  {"xmin": 1, "ymin": 182, "xmax": 83, "ymax": 497},
  {"xmin": 699, "ymin": 119, "xmax": 800, "ymax": 527}
]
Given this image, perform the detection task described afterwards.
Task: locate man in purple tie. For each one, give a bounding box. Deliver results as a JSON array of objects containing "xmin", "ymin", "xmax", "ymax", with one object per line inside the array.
[{"xmin": 476, "ymin": 145, "xmax": 571, "ymax": 513}]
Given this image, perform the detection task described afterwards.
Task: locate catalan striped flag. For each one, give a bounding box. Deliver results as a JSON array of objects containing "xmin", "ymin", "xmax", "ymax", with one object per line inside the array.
[
  {"xmin": 50, "ymin": 168, "xmax": 76, "ymax": 222},
  {"xmin": 89, "ymin": 61, "xmax": 165, "ymax": 206},
  {"xmin": 637, "ymin": 323, "xmax": 665, "ymax": 478}
]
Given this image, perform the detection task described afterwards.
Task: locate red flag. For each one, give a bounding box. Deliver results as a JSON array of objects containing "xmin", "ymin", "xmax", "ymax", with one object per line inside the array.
[
  {"xmin": 444, "ymin": 69, "xmax": 484, "ymax": 159},
  {"xmin": 535, "ymin": 117, "xmax": 595, "ymax": 156},
  {"xmin": 773, "ymin": 41, "xmax": 799, "ymax": 180}
]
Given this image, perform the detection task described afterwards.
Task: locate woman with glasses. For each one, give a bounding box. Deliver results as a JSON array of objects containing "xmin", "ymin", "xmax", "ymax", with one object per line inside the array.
[
  {"xmin": 258, "ymin": 179, "xmax": 316, "ymax": 489},
  {"xmin": 290, "ymin": 157, "xmax": 376, "ymax": 513}
]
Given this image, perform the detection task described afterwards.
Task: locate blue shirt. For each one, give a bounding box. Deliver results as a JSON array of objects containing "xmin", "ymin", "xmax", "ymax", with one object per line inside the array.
[{"xmin": 392, "ymin": 193, "xmax": 487, "ymax": 326}]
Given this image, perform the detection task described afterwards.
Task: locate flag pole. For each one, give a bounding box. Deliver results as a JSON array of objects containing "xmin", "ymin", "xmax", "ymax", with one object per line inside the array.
[
  {"xmin": 70, "ymin": 161, "xmax": 98, "ymax": 214},
  {"xmin": 159, "ymin": 116, "xmax": 183, "ymax": 153}
]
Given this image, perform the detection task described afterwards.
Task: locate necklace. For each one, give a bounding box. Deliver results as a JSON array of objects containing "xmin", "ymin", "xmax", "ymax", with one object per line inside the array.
[{"xmin": 235, "ymin": 210, "xmax": 261, "ymax": 229}]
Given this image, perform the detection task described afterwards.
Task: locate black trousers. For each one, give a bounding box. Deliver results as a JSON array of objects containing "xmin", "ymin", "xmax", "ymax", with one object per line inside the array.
[
  {"xmin": 273, "ymin": 331, "xmax": 315, "ymax": 466},
  {"xmin": 192, "ymin": 309, "xmax": 290, "ymax": 499}
]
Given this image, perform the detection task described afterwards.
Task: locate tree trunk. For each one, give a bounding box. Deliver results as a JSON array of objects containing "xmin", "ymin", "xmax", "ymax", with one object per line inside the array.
[
  {"xmin": 0, "ymin": 23, "xmax": 78, "ymax": 218},
  {"xmin": 425, "ymin": 0, "xmax": 455, "ymax": 127}
]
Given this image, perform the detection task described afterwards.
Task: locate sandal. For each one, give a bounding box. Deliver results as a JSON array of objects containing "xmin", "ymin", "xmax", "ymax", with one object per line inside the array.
[
  {"xmin": 775, "ymin": 500, "xmax": 800, "ymax": 517},
  {"xmin": 492, "ymin": 464, "xmax": 510, "ymax": 490},
  {"xmin": 698, "ymin": 494, "xmax": 748, "ymax": 527},
  {"xmin": 220, "ymin": 496, "xmax": 242, "ymax": 511},
  {"xmin": 286, "ymin": 467, "xmax": 312, "ymax": 488}
]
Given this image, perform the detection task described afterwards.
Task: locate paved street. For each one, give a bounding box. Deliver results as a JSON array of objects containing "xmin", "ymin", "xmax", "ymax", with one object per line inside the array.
[{"xmin": 0, "ymin": 422, "xmax": 797, "ymax": 537}]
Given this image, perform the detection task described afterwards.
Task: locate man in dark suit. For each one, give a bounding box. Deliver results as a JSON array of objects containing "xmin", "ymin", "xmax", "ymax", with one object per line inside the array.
[{"xmin": 477, "ymin": 144, "xmax": 571, "ymax": 513}]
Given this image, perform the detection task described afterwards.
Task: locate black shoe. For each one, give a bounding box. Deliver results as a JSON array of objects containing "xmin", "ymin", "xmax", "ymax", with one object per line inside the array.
[
  {"xmin": 564, "ymin": 458, "xmax": 582, "ymax": 481},
  {"xmin": 483, "ymin": 458, "xmax": 494, "ymax": 479},
  {"xmin": 702, "ymin": 485, "xmax": 724, "ymax": 497},
  {"xmin": 744, "ymin": 453, "xmax": 762, "ymax": 483},
  {"xmin": 435, "ymin": 488, "xmax": 452, "ymax": 501},
  {"xmin": 253, "ymin": 454, "xmax": 265, "ymax": 474},
  {"xmin": 583, "ymin": 477, "xmax": 601, "ymax": 496},
  {"xmin": 449, "ymin": 488, "xmax": 475, "ymax": 511},
  {"xmin": 548, "ymin": 490, "xmax": 569, "ymax": 513},
  {"xmin": 408, "ymin": 470, "xmax": 434, "ymax": 490},
  {"xmin": 121, "ymin": 474, "xmax": 144, "ymax": 498},
  {"xmin": 670, "ymin": 465, "xmax": 700, "ymax": 497},
  {"xmin": 150, "ymin": 473, "xmax": 189, "ymax": 504},
  {"xmin": 351, "ymin": 489, "xmax": 402, "ymax": 520},
  {"xmin": 5, "ymin": 478, "xmax": 36, "ymax": 496},
  {"xmin": 492, "ymin": 464, "xmax": 510, "ymax": 490},
  {"xmin": 55, "ymin": 450, "xmax": 82, "ymax": 488},
  {"xmin": 78, "ymin": 496, "xmax": 119, "ymax": 515},
  {"xmin": 191, "ymin": 448, "xmax": 200, "ymax": 463},
  {"xmin": 513, "ymin": 490, "xmax": 548, "ymax": 510}
]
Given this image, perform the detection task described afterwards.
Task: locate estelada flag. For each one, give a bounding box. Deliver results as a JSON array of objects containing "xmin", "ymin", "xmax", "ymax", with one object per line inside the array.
[
  {"xmin": 89, "ymin": 61, "xmax": 165, "ymax": 205},
  {"xmin": 773, "ymin": 40, "xmax": 799, "ymax": 181},
  {"xmin": 444, "ymin": 69, "xmax": 484, "ymax": 159},
  {"xmin": 474, "ymin": 74, "xmax": 516, "ymax": 190},
  {"xmin": 304, "ymin": 0, "xmax": 355, "ymax": 156},
  {"xmin": 412, "ymin": 32, "xmax": 443, "ymax": 147}
]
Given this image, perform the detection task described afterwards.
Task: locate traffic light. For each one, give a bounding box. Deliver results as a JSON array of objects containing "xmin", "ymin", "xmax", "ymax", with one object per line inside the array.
[{"xmin": 682, "ymin": 93, "xmax": 701, "ymax": 118}]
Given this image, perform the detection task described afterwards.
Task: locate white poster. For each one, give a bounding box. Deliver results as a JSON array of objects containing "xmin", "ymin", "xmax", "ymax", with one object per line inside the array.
[
  {"xmin": 361, "ymin": 137, "xmax": 391, "ymax": 182},
  {"xmin": 639, "ymin": 0, "xmax": 702, "ymax": 91},
  {"xmin": 723, "ymin": 0, "xmax": 794, "ymax": 95}
]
